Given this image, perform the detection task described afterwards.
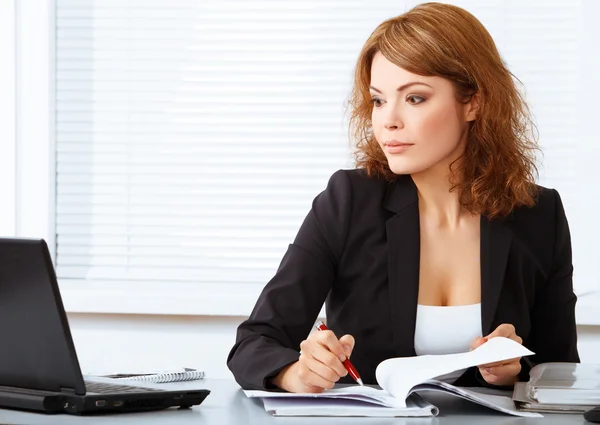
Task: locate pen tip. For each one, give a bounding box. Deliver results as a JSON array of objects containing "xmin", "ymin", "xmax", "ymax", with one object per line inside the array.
[{"xmin": 357, "ymin": 378, "xmax": 364, "ymax": 386}]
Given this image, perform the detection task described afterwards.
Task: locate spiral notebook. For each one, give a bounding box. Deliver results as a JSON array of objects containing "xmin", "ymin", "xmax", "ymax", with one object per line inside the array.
[{"xmin": 104, "ymin": 368, "xmax": 205, "ymax": 384}]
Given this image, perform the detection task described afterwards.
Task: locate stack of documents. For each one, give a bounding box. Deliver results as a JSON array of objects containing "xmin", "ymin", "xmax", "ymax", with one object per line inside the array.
[
  {"xmin": 513, "ymin": 363, "xmax": 600, "ymax": 413},
  {"xmin": 250, "ymin": 390, "xmax": 438, "ymax": 417}
]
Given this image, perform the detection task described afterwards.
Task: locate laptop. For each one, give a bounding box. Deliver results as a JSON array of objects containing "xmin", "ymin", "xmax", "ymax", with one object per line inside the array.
[{"xmin": 0, "ymin": 238, "xmax": 210, "ymax": 414}]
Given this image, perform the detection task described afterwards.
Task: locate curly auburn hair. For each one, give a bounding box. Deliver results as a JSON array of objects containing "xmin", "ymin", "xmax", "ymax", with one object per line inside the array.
[{"xmin": 349, "ymin": 2, "xmax": 540, "ymax": 218}]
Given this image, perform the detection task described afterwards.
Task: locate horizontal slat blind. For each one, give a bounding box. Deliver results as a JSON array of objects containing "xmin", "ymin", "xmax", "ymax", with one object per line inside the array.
[
  {"xmin": 55, "ymin": 0, "xmax": 362, "ymax": 284},
  {"xmin": 55, "ymin": 0, "xmax": 597, "ymax": 294},
  {"xmin": 500, "ymin": 0, "xmax": 598, "ymax": 294}
]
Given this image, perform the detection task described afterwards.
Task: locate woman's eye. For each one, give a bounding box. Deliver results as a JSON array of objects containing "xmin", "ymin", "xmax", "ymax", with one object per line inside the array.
[
  {"xmin": 370, "ymin": 98, "xmax": 384, "ymax": 108},
  {"xmin": 407, "ymin": 95, "xmax": 425, "ymax": 105}
]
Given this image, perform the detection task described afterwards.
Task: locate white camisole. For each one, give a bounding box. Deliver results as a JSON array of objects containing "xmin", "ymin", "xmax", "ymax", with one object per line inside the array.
[{"xmin": 414, "ymin": 303, "xmax": 482, "ymax": 383}]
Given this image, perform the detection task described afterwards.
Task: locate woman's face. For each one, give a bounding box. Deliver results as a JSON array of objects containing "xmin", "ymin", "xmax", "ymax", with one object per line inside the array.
[{"xmin": 369, "ymin": 52, "xmax": 478, "ymax": 176}]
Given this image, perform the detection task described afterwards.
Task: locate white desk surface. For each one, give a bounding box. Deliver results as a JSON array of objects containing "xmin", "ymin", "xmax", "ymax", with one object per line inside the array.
[{"xmin": 0, "ymin": 378, "xmax": 591, "ymax": 424}]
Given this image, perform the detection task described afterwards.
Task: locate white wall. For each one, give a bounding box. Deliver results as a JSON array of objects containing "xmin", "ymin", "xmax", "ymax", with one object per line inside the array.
[
  {"xmin": 68, "ymin": 313, "xmax": 243, "ymax": 378},
  {"xmin": 68, "ymin": 314, "xmax": 600, "ymax": 379},
  {"xmin": 577, "ymin": 326, "xmax": 600, "ymax": 364}
]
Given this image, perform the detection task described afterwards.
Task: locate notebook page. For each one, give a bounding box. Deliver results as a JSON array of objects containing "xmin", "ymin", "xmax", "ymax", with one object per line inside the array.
[
  {"xmin": 261, "ymin": 393, "xmax": 438, "ymax": 417},
  {"xmin": 376, "ymin": 337, "xmax": 534, "ymax": 401},
  {"xmin": 245, "ymin": 385, "xmax": 404, "ymax": 408}
]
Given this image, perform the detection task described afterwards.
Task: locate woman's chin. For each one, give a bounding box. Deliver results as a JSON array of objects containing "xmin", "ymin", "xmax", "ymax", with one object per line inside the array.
[{"xmin": 387, "ymin": 160, "xmax": 426, "ymax": 176}]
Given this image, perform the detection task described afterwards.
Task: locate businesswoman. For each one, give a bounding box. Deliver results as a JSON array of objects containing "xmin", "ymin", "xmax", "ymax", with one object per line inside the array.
[{"xmin": 227, "ymin": 2, "xmax": 579, "ymax": 393}]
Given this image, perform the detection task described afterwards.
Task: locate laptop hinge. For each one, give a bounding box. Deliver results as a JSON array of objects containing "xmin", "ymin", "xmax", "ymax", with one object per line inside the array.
[{"xmin": 60, "ymin": 387, "xmax": 77, "ymax": 394}]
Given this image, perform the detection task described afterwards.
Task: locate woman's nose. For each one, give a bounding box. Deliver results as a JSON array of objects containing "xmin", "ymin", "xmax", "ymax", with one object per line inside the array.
[{"xmin": 383, "ymin": 106, "xmax": 404, "ymax": 131}]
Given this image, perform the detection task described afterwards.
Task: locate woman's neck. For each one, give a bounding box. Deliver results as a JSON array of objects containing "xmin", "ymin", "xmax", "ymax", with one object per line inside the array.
[{"xmin": 411, "ymin": 164, "xmax": 475, "ymax": 229}]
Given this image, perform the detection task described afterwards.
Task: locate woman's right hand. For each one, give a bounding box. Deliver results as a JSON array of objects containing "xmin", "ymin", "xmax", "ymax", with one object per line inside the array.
[{"xmin": 272, "ymin": 330, "xmax": 355, "ymax": 393}]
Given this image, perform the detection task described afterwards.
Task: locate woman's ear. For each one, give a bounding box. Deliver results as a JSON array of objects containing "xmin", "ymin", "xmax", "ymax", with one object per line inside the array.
[{"xmin": 465, "ymin": 92, "xmax": 481, "ymax": 122}]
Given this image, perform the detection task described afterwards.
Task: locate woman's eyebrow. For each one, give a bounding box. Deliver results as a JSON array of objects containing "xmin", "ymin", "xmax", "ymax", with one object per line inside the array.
[{"xmin": 369, "ymin": 82, "xmax": 433, "ymax": 94}]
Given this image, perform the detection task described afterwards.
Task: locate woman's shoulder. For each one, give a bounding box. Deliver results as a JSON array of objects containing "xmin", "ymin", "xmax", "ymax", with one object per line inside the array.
[
  {"xmin": 311, "ymin": 169, "xmax": 394, "ymax": 214},
  {"xmin": 319, "ymin": 168, "xmax": 400, "ymax": 208},
  {"xmin": 325, "ymin": 168, "xmax": 396, "ymax": 192},
  {"xmin": 511, "ymin": 184, "xmax": 567, "ymax": 228}
]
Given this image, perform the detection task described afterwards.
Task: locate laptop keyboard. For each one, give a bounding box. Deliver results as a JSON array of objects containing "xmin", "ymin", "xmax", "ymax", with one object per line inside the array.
[{"xmin": 85, "ymin": 381, "xmax": 163, "ymax": 394}]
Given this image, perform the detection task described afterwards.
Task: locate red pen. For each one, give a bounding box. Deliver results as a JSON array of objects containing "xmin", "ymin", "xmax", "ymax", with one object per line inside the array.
[{"xmin": 314, "ymin": 321, "xmax": 364, "ymax": 386}]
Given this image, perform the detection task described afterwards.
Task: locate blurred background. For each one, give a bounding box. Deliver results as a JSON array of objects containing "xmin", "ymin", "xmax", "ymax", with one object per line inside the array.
[{"xmin": 0, "ymin": 0, "xmax": 598, "ymax": 378}]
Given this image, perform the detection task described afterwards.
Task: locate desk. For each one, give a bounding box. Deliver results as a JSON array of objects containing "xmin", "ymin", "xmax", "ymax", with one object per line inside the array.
[{"xmin": 0, "ymin": 379, "xmax": 590, "ymax": 424}]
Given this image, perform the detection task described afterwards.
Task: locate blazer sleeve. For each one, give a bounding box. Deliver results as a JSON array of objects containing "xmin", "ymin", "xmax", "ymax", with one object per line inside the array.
[
  {"xmin": 226, "ymin": 170, "xmax": 353, "ymax": 390},
  {"xmin": 525, "ymin": 189, "xmax": 580, "ymax": 367}
]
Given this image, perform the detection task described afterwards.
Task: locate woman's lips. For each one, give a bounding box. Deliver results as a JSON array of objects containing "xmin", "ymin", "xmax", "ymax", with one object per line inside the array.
[{"xmin": 384, "ymin": 141, "xmax": 414, "ymax": 154}]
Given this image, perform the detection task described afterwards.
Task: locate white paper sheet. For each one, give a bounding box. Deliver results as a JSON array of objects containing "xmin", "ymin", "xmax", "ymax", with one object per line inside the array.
[
  {"xmin": 245, "ymin": 385, "xmax": 402, "ymax": 408},
  {"xmin": 260, "ymin": 393, "xmax": 438, "ymax": 417},
  {"xmin": 376, "ymin": 336, "xmax": 534, "ymax": 402}
]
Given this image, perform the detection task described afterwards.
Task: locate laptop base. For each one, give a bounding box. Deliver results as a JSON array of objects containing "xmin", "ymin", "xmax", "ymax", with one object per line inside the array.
[{"xmin": 0, "ymin": 386, "xmax": 210, "ymax": 415}]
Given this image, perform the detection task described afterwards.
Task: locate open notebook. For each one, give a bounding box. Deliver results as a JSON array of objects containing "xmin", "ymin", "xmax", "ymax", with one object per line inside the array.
[{"xmin": 245, "ymin": 337, "xmax": 542, "ymax": 418}]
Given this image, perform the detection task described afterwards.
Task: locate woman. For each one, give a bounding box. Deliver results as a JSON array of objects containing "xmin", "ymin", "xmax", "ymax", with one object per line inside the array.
[{"xmin": 227, "ymin": 2, "xmax": 579, "ymax": 393}]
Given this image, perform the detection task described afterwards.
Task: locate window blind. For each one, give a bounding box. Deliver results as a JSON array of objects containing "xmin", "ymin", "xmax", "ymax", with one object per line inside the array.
[{"xmin": 55, "ymin": 0, "xmax": 597, "ymax": 297}]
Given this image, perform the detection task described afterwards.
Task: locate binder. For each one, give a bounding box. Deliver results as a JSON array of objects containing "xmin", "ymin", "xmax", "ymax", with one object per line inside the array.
[{"xmin": 513, "ymin": 363, "xmax": 600, "ymax": 413}]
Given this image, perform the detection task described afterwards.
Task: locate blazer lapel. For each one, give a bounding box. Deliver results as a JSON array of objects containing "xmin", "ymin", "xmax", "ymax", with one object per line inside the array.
[
  {"xmin": 383, "ymin": 176, "xmax": 420, "ymax": 356},
  {"xmin": 383, "ymin": 175, "xmax": 514, "ymax": 351},
  {"xmin": 480, "ymin": 215, "xmax": 513, "ymax": 335}
]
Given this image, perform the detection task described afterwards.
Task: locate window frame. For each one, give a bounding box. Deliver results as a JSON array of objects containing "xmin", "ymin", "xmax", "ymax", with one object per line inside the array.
[
  {"xmin": 12, "ymin": 0, "xmax": 600, "ymax": 321},
  {"xmin": 14, "ymin": 0, "xmax": 268, "ymax": 316},
  {"xmin": 0, "ymin": 0, "xmax": 16, "ymax": 236}
]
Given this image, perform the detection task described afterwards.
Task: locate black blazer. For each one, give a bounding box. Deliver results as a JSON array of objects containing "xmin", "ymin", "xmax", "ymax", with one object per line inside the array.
[{"xmin": 227, "ymin": 169, "xmax": 579, "ymax": 390}]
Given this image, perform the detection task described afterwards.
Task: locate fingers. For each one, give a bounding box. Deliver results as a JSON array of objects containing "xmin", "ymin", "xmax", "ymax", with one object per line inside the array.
[
  {"xmin": 479, "ymin": 360, "xmax": 522, "ymax": 385},
  {"xmin": 296, "ymin": 330, "xmax": 350, "ymax": 392},
  {"xmin": 470, "ymin": 336, "xmax": 487, "ymax": 351},
  {"xmin": 472, "ymin": 323, "xmax": 524, "ymax": 385},
  {"xmin": 273, "ymin": 330, "xmax": 354, "ymax": 393},
  {"xmin": 305, "ymin": 331, "xmax": 349, "ymax": 377},
  {"xmin": 299, "ymin": 353, "xmax": 340, "ymax": 389},
  {"xmin": 484, "ymin": 361, "xmax": 521, "ymax": 377},
  {"xmin": 477, "ymin": 326, "xmax": 522, "ymax": 385},
  {"xmin": 338, "ymin": 334, "xmax": 355, "ymax": 359},
  {"xmin": 274, "ymin": 362, "xmax": 328, "ymax": 393},
  {"xmin": 479, "ymin": 357, "xmax": 521, "ymax": 369},
  {"xmin": 474, "ymin": 324, "xmax": 521, "ymax": 347},
  {"xmin": 314, "ymin": 330, "xmax": 348, "ymax": 362},
  {"xmin": 486, "ymin": 323, "xmax": 515, "ymax": 339},
  {"xmin": 485, "ymin": 324, "xmax": 523, "ymax": 344}
]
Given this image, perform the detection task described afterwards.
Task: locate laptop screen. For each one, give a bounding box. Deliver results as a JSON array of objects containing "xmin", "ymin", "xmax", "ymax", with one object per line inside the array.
[{"xmin": 0, "ymin": 238, "xmax": 86, "ymax": 395}]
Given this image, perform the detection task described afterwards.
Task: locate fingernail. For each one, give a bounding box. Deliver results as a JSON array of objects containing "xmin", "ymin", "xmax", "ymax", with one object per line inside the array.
[{"xmin": 338, "ymin": 354, "xmax": 346, "ymax": 362}]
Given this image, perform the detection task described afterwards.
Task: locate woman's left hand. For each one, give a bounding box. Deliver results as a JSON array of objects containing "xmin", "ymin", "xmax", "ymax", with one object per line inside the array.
[{"xmin": 470, "ymin": 323, "xmax": 523, "ymax": 386}]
